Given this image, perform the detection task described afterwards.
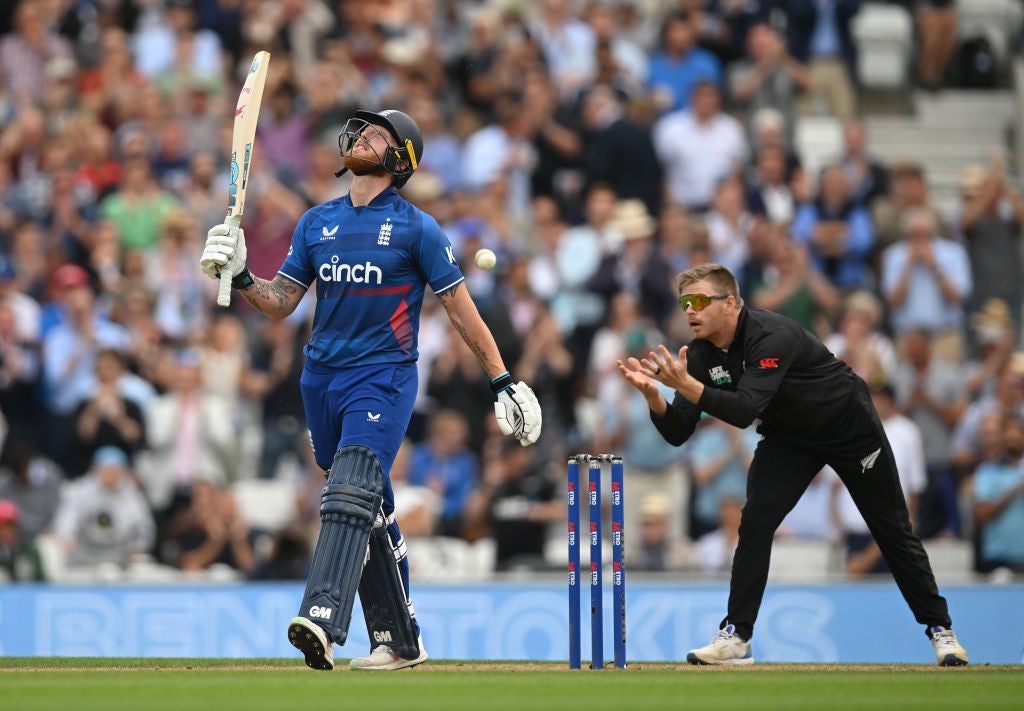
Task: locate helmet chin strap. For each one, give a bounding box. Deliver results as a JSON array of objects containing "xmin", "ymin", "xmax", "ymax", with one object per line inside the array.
[{"xmin": 334, "ymin": 166, "xmax": 348, "ymax": 178}]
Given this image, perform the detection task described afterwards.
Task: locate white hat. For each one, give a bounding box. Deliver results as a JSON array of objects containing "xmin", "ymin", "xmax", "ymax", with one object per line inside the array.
[{"xmin": 612, "ymin": 199, "xmax": 656, "ymax": 240}]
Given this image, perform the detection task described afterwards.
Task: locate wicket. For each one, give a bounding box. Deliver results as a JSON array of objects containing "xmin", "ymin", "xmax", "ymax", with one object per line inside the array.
[{"xmin": 567, "ymin": 454, "xmax": 626, "ymax": 669}]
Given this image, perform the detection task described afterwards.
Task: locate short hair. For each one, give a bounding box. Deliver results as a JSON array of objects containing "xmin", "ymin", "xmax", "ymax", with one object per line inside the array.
[{"xmin": 676, "ymin": 262, "xmax": 743, "ymax": 307}]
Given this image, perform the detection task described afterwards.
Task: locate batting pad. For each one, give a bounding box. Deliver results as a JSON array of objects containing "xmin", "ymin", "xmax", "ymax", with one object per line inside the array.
[
  {"xmin": 358, "ymin": 516, "xmax": 421, "ymax": 659},
  {"xmin": 298, "ymin": 445, "xmax": 383, "ymax": 646}
]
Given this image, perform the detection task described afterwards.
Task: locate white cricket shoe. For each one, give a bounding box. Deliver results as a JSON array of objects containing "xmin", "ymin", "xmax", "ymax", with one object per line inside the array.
[
  {"xmin": 686, "ymin": 624, "xmax": 755, "ymax": 666},
  {"xmin": 349, "ymin": 635, "xmax": 428, "ymax": 671},
  {"xmin": 288, "ymin": 616, "xmax": 334, "ymax": 671},
  {"xmin": 929, "ymin": 626, "xmax": 969, "ymax": 666}
]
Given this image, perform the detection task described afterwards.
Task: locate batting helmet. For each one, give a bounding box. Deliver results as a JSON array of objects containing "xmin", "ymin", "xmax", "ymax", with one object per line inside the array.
[{"xmin": 337, "ymin": 109, "xmax": 423, "ymax": 188}]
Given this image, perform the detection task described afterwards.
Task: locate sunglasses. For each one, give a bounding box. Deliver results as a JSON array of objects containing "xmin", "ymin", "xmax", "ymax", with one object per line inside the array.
[{"xmin": 678, "ymin": 293, "xmax": 729, "ymax": 311}]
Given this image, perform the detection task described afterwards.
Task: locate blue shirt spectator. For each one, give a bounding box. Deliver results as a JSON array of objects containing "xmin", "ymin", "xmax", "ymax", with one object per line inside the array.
[{"xmin": 645, "ymin": 11, "xmax": 723, "ymax": 114}]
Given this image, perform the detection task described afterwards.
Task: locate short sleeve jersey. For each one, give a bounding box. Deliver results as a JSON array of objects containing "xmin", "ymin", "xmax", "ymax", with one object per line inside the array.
[{"xmin": 278, "ymin": 187, "xmax": 463, "ymax": 368}]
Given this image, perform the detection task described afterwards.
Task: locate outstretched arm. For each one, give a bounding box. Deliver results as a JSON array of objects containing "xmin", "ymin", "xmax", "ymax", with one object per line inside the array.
[
  {"xmin": 436, "ymin": 282, "xmax": 508, "ymax": 378},
  {"xmin": 438, "ymin": 282, "xmax": 541, "ymax": 446}
]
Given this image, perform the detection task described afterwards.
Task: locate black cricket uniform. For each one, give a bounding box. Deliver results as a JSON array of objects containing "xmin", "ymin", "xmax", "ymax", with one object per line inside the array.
[{"xmin": 652, "ymin": 307, "xmax": 952, "ymax": 641}]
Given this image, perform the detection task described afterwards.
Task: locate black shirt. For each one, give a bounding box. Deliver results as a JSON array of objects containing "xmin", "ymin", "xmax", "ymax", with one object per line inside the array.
[{"xmin": 653, "ymin": 308, "xmax": 861, "ymax": 444}]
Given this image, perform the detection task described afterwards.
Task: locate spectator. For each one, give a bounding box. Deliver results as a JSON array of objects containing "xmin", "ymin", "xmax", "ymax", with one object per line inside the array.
[
  {"xmin": 468, "ymin": 436, "xmax": 561, "ymax": 571},
  {"xmin": 97, "ymin": 156, "xmax": 180, "ymax": 253},
  {"xmin": 589, "ymin": 199, "xmax": 677, "ymax": 327},
  {"xmin": 461, "ymin": 92, "xmax": 537, "ymax": 223},
  {"xmin": 786, "ymin": 0, "xmax": 861, "ymax": 120},
  {"xmin": 0, "ymin": 297, "xmax": 41, "ymax": 450},
  {"xmin": 586, "ymin": 5, "xmax": 648, "ymax": 95},
  {"xmin": 654, "ymin": 81, "xmax": 747, "ymax": 213},
  {"xmin": 823, "ymin": 289, "xmax": 898, "ymax": 386},
  {"xmin": 791, "ymin": 163, "xmax": 875, "ymax": 290},
  {"xmin": 41, "ymin": 264, "xmax": 131, "ymax": 474},
  {"xmin": 132, "ymin": 0, "xmax": 223, "ymax": 83},
  {"xmin": 916, "ymin": 0, "xmax": 959, "ymax": 91},
  {"xmin": 728, "ymin": 23, "xmax": 809, "ymax": 141},
  {"xmin": 694, "ymin": 494, "xmax": 744, "ymax": 574},
  {"xmin": 149, "ymin": 209, "xmax": 210, "ymax": 342},
  {"xmin": 627, "ymin": 492, "xmax": 692, "ymax": 572},
  {"xmin": 957, "ymin": 159, "xmax": 1024, "ymax": 344},
  {"xmin": 832, "ymin": 382, "xmax": 928, "ymax": 576},
  {"xmin": 646, "ymin": 10, "xmax": 723, "ymax": 114},
  {"xmin": 0, "ymin": 441, "xmax": 61, "ymax": 542},
  {"xmin": 579, "ymin": 84, "xmax": 663, "ymax": 219},
  {"xmin": 752, "ymin": 235, "xmax": 840, "ymax": 337},
  {"xmin": 164, "ymin": 479, "xmax": 254, "ymax": 575},
  {"xmin": 744, "ymin": 144, "xmax": 799, "ymax": 226},
  {"xmin": 685, "ymin": 419, "xmax": 758, "ymax": 540},
  {"xmin": 70, "ymin": 348, "xmax": 146, "ymax": 477},
  {"xmin": 0, "ymin": 498, "xmax": 44, "ymax": 581},
  {"xmin": 529, "ymin": 0, "xmax": 597, "ymax": 99},
  {"xmin": 881, "ymin": 207, "xmax": 972, "ymax": 363},
  {"xmin": 872, "ymin": 162, "xmax": 952, "ymax": 257},
  {"xmin": 390, "ymin": 437, "xmax": 439, "ymax": 538},
  {"xmin": 245, "ymin": 317, "xmax": 310, "ymax": 480},
  {"xmin": 136, "ymin": 347, "xmax": 236, "ymax": 525},
  {"xmin": 962, "ymin": 299, "xmax": 1016, "ymax": 402},
  {"xmin": 892, "ymin": 329, "xmax": 970, "ymax": 538},
  {"xmin": 409, "ymin": 409, "xmax": 479, "ymax": 539},
  {"xmin": 52, "ymin": 446, "xmax": 155, "ymax": 570},
  {"xmin": 705, "ymin": 176, "xmax": 757, "ymax": 275},
  {"xmin": 837, "ymin": 119, "xmax": 889, "ymax": 210},
  {"xmin": 552, "ymin": 182, "xmax": 619, "ymax": 362},
  {"xmin": 951, "ymin": 358, "xmax": 1024, "ymax": 479},
  {"xmin": 0, "ymin": 0, "xmax": 74, "ymax": 105},
  {"xmin": 972, "ymin": 415, "xmax": 1024, "ymax": 573}
]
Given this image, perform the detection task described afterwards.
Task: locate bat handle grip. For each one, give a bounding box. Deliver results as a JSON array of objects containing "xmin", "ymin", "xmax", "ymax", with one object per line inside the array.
[{"xmin": 216, "ymin": 214, "xmax": 242, "ymax": 307}]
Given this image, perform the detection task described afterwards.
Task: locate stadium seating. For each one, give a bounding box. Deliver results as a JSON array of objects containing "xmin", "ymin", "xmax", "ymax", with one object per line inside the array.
[{"xmin": 852, "ymin": 3, "xmax": 914, "ymax": 91}]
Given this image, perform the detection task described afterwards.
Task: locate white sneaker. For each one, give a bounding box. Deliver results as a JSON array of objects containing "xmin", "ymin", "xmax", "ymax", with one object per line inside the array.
[
  {"xmin": 288, "ymin": 616, "xmax": 334, "ymax": 671},
  {"xmin": 686, "ymin": 624, "xmax": 755, "ymax": 666},
  {"xmin": 349, "ymin": 635, "xmax": 428, "ymax": 671},
  {"xmin": 929, "ymin": 626, "xmax": 968, "ymax": 666}
]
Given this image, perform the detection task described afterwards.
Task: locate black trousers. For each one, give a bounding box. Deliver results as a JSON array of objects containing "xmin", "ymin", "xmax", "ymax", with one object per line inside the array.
[{"xmin": 723, "ymin": 380, "xmax": 952, "ymax": 641}]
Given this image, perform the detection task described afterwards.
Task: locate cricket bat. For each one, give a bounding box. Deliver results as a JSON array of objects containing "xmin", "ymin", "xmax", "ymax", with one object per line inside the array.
[{"xmin": 219, "ymin": 50, "xmax": 271, "ymax": 307}]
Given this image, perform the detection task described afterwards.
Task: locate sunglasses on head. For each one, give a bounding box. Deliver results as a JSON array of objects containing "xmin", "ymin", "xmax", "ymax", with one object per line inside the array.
[{"xmin": 678, "ymin": 293, "xmax": 729, "ymax": 311}]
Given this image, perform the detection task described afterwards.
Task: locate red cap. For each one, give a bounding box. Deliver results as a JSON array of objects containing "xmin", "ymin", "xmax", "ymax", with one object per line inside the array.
[
  {"xmin": 51, "ymin": 263, "xmax": 90, "ymax": 291},
  {"xmin": 0, "ymin": 498, "xmax": 19, "ymax": 524}
]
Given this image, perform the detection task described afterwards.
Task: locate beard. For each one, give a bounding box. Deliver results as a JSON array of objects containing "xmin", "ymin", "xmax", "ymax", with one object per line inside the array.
[{"xmin": 340, "ymin": 153, "xmax": 389, "ymax": 177}]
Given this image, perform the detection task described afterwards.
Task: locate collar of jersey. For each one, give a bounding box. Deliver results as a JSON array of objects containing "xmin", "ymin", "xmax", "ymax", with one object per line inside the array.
[{"xmin": 344, "ymin": 186, "xmax": 398, "ymax": 209}]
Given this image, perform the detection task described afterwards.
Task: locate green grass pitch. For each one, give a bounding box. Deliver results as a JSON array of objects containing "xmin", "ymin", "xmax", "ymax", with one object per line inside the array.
[{"xmin": 1, "ymin": 658, "xmax": 1021, "ymax": 711}]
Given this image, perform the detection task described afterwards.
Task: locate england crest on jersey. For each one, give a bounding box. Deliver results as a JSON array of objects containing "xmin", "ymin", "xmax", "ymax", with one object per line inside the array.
[{"xmin": 378, "ymin": 218, "xmax": 393, "ymax": 246}]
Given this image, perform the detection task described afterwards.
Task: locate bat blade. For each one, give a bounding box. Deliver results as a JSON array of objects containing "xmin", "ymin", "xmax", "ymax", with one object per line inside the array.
[{"xmin": 219, "ymin": 50, "xmax": 271, "ymax": 307}]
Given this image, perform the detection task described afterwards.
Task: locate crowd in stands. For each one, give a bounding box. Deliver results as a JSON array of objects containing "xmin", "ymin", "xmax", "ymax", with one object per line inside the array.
[{"xmin": 1, "ymin": 0, "xmax": 1024, "ymax": 584}]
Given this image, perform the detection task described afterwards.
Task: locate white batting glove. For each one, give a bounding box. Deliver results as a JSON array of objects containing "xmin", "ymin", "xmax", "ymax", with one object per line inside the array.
[
  {"xmin": 200, "ymin": 223, "xmax": 248, "ymax": 280},
  {"xmin": 492, "ymin": 373, "xmax": 542, "ymax": 447}
]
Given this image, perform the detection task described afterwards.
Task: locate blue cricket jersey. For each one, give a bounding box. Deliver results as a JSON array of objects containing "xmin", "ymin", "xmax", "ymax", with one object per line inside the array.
[{"xmin": 278, "ymin": 187, "xmax": 464, "ymax": 368}]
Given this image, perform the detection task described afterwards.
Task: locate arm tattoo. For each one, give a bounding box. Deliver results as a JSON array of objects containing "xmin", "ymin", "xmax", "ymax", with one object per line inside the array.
[
  {"xmin": 436, "ymin": 282, "xmax": 461, "ymax": 303},
  {"xmin": 453, "ymin": 321, "xmax": 491, "ymax": 366},
  {"xmin": 242, "ymin": 274, "xmax": 301, "ymax": 315},
  {"xmin": 437, "ymin": 283, "xmax": 492, "ymax": 366}
]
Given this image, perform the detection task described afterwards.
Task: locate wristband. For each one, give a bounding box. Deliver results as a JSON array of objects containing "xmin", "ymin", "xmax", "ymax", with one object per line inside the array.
[
  {"xmin": 490, "ymin": 372, "xmax": 514, "ymax": 395},
  {"xmin": 231, "ymin": 267, "xmax": 255, "ymax": 290}
]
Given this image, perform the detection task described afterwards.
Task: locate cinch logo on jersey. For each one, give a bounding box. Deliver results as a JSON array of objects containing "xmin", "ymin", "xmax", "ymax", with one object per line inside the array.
[
  {"xmin": 319, "ymin": 255, "xmax": 383, "ymax": 283},
  {"xmin": 759, "ymin": 357, "xmax": 779, "ymax": 368},
  {"xmin": 373, "ymin": 630, "xmax": 393, "ymax": 643},
  {"xmin": 309, "ymin": 605, "xmax": 332, "ymax": 620},
  {"xmin": 709, "ymin": 365, "xmax": 732, "ymax": 385}
]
